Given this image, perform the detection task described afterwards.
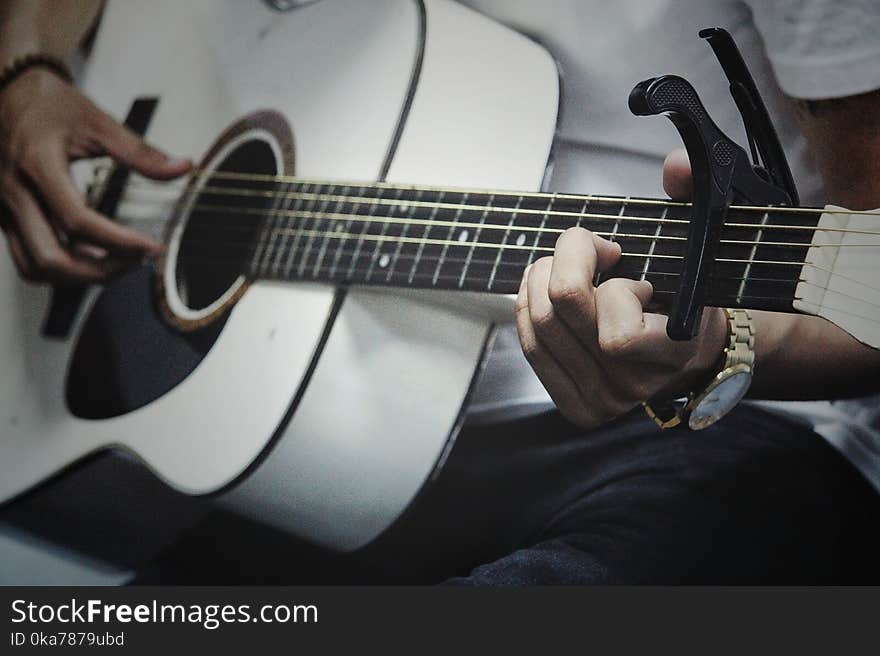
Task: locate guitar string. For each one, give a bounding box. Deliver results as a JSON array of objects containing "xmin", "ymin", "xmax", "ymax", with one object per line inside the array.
[
  {"xmin": 165, "ymin": 203, "xmax": 812, "ymax": 250},
  {"xmin": 115, "ymin": 203, "xmax": 878, "ymax": 256},
  {"xmin": 112, "ymin": 181, "xmax": 880, "ymax": 238},
  {"xmin": 161, "ymin": 223, "xmax": 880, "ymax": 297},
  {"xmin": 105, "ymin": 167, "xmax": 880, "ymax": 219},
  {"xmin": 177, "ymin": 245, "xmax": 838, "ymax": 298},
  {"xmin": 112, "ymin": 193, "xmax": 863, "ymax": 281},
  {"xmin": 171, "ymin": 248, "xmax": 880, "ymax": 321},
  {"xmin": 87, "ymin": 167, "xmax": 880, "ymax": 318},
  {"xmin": 111, "ymin": 202, "xmax": 880, "ymax": 295},
  {"xmin": 251, "ymin": 227, "xmax": 880, "ymax": 291},
  {"xmin": 176, "ymin": 237, "xmax": 798, "ymax": 283}
]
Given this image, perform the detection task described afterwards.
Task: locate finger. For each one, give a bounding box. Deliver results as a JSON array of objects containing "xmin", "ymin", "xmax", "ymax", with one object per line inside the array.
[
  {"xmin": 20, "ymin": 143, "xmax": 163, "ymax": 256},
  {"xmin": 525, "ymin": 259, "xmax": 627, "ymax": 423},
  {"xmin": 94, "ymin": 112, "xmax": 192, "ymax": 180},
  {"xmin": 5, "ymin": 180, "xmax": 121, "ymax": 283},
  {"xmin": 595, "ymin": 277, "xmax": 655, "ymax": 360},
  {"xmin": 547, "ymin": 227, "xmax": 621, "ymax": 344},
  {"xmin": 662, "ymin": 148, "xmax": 693, "ymax": 200},
  {"xmin": 516, "ymin": 265, "xmax": 599, "ymax": 427},
  {"xmin": 528, "ymin": 256, "xmax": 605, "ymax": 381}
]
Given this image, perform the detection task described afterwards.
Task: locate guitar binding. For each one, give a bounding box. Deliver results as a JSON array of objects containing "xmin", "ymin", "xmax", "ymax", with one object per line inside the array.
[{"xmin": 156, "ymin": 110, "xmax": 296, "ymax": 333}]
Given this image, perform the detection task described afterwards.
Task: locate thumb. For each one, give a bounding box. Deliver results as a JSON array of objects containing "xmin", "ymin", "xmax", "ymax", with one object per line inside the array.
[
  {"xmin": 97, "ymin": 116, "xmax": 191, "ymax": 180},
  {"xmin": 662, "ymin": 148, "xmax": 693, "ymax": 201}
]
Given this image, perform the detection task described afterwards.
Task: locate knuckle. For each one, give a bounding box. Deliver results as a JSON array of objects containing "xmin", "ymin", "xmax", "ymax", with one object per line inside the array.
[
  {"xmin": 547, "ymin": 276, "xmax": 585, "ymax": 311},
  {"xmin": 598, "ymin": 326, "xmax": 641, "ymax": 358},
  {"xmin": 530, "ymin": 305, "xmax": 556, "ymax": 334}
]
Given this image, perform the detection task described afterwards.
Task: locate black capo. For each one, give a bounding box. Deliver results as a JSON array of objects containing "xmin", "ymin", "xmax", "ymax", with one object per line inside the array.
[{"xmin": 628, "ymin": 27, "xmax": 799, "ymax": 340}]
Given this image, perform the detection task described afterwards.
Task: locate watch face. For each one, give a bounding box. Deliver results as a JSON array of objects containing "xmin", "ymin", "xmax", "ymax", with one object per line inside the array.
[{"xmin": 688, "ymin": 371, "xmax": 752, "ymax": 430}]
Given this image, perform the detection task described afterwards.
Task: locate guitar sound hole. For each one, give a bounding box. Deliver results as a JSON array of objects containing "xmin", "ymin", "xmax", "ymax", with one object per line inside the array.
[
  {"xmin": 175, "ymin": 139, "xmax": 278, "ymax": 311},
  {"xmin": 67, "ymin": 112, "xmax": 295, "ymax": 421}
]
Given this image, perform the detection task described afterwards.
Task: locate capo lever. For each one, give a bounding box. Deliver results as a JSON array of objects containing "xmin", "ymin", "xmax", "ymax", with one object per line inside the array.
[{"xmin": 628, "ymin": 28, "xmax": 797, "ymax": 340}]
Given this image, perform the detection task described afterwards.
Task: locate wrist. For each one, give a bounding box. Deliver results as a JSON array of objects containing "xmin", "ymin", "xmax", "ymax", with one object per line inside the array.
[
  {"xmin": 0, "ymin": 53, "xmax": 72, "ymax": 98},
  {"xmin": 645, "ymin": 308, "xmax": 754, "ymax": 430},
  {"xmin": 693, "ymin": 306, "xmax": 730, "ymax": 381},
  {"xmin": 666, "ymin": 306, "xmax": 729, "ymax": 399}
]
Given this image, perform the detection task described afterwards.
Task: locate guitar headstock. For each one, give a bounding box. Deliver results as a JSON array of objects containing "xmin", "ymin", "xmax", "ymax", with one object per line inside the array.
[{"xmin": 793, "ymin": 206, "xmax": 880, "ymax": 349}]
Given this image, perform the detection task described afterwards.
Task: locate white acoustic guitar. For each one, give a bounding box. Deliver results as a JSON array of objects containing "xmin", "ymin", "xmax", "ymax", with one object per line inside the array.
[{"xmin": 1, "ymin": 0, "xmax": 877, "ymax": 552}]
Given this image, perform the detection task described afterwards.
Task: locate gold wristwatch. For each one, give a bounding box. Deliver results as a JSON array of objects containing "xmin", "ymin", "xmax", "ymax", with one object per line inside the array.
[{"xmin": 643, "ymin": 308, "xmax": 755, "ymax": 430}]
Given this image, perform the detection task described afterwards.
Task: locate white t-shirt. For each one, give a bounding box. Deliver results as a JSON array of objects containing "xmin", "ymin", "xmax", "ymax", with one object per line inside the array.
[{"xmin": 460, "ymin": 0, "xmax": 880, "ymax": 493}]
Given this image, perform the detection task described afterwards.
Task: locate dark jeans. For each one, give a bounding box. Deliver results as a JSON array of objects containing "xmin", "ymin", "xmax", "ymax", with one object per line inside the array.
[
  {"xmin": 131, "ymin": 405, "xmax": 880, "ymax": 584},
  {"xmin": 361, "ymin": 406, "xmax": 880, "ymax": 584}
]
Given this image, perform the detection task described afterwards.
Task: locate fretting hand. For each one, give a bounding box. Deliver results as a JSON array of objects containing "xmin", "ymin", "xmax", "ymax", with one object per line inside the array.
[
  {"xmin": 0, "ymin": 67, "xmax": 190, "ymax": 283},
  {"xmin": 515, "ymin": 149, "xmax": 727, "ymax": 429}
]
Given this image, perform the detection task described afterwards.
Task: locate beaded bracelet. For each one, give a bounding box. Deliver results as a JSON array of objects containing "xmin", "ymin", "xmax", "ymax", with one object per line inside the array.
[{"xmin": 0, "ymin": 54, "xmax": 73, "ymax": 94}]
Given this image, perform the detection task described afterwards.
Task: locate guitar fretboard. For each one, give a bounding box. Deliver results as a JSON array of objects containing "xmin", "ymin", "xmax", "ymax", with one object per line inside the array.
[{"xmin": 185, "ymin": 174, "xmax": 821, "ymax": 313}]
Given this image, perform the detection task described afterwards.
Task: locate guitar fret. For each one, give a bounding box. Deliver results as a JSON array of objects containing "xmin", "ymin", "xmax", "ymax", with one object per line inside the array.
[
  {"xmin": 385, "ymin": 188, "xmax": 424, "ymax": 282},
  {"xmin": 595, "ymin": 198, "xmax": 627, "ymax": 285},
  {"xmin": 280, "ymin": 182, "xmax": 312, "ymax": 277},
  {"xmin": 431, "ymin": 192, "xmax": 468, "ymax": 286},
  {"xmin": 641, "ymin": 206, "xmax": 666, "ymax": 281},
  {"xmin": 251, "ymin": 180, "xmax": 290, "ymax": 276},
  {"xmin": 327, "ymin": 185, "xmax": 364, "ymax": 279},
  {"xmin": 458, "ymin": 194, "xmax": 493, "ymax": 288},
  {"xmin": 344, "ymin": 187, "xmax": 385, "ymax": 281},
  {"xmin": 526, "ymin": 195, "xmax": 554, "ymax": 266},
  {"xmin": 297, "ymin": 184, "xmax": 335, "ymax": 277},
  {"xmin": 270, "ymin": 180, "xmax": 299, "ymax": 275},
  {"xmin": 311, "ymin": 185, "xmax": 348, "ymax": 278},
  {"xmin": 736, "ymin": 210, "xmax": 770, "ymax": 303},
  {"xmin": 364, "ymin": 187, "xmax": 404, "ymax": 282},
  {"xmin": 487, "ymin": 195, "xmax": 523, "ymax": 291},
  {"xmin": 408, "ymin": 190, "xmax": 444, "ymax": 284},
  {"xmin": 575, "ymin": 197, "xmax": 590, "ymax": 228}
]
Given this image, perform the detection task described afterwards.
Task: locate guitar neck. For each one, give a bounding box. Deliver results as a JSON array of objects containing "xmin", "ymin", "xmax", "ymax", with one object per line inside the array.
[{"xmin": 199, "ymin": 174, "xmax": 821, "ymax": 314}]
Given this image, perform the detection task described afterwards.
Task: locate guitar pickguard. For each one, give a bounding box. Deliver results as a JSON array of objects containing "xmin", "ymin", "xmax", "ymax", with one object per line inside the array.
[{"xmin": 66, "ymin": 266, "xmax": 226, "ymax": 419}]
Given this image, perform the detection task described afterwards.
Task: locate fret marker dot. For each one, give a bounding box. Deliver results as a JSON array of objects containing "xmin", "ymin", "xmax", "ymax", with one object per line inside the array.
[
  {"xmin": 458, "ymin": 230, "xmax": 470, "ymax": 243},
  {"xmin": 516, "ymin": 233, "xmax": 527, "ymax": 247},
  {"xmin": 378, "ymin": 254, "xmax": 390, "ymax": 268}
]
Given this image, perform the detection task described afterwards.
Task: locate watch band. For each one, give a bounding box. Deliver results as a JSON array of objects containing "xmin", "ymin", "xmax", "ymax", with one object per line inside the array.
[
  {"xmin": 723, "ymin": 308, "xmax": 755, "ymax": 371},
  {"xmin": 643, "ymin": 308, "xmax": 754, "ymax": 430}
]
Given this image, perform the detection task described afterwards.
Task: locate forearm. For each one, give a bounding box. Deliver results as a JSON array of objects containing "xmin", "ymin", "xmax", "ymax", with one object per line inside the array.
[
  {"xmin": 749, "ymin": 311, "xmax": 880, "ymax": 400},
  {"xmin": 746, "ymin": 92, "xmax": 880, "ymax": 401},
  {"xmin": 0, "ymin": 0, "xmax": 104, "ymax": 66}
]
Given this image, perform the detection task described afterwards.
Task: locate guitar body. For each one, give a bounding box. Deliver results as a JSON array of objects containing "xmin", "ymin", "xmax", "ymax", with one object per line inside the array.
[{"xmin": 0, "ymin": 0, "xmax": 558, "ymax": 550}]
